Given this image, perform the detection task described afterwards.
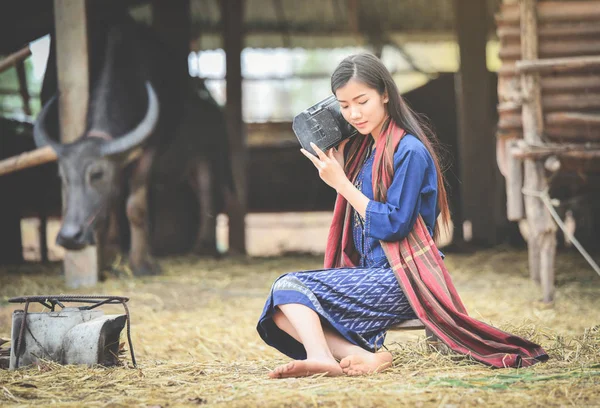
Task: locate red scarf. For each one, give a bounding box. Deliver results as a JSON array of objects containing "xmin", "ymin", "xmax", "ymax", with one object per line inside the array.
[{"xmin": 324, "ymin": 122, "xmax": 548, "ymax": 368}]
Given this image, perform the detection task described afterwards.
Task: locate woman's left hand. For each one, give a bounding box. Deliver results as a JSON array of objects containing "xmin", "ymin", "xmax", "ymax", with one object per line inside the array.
[{"xmin": 301, "ymin": 142, "xmax": 350, "ymax": 191}]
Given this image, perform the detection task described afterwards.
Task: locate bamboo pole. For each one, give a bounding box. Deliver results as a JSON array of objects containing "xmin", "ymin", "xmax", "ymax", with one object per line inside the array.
[
  {"xmin": 0, "ymin": 146, "xmax": 58, "ymax": 177},
  {"xmin": 0, "ymin": 46, "xmax": 31, "ymax": 74},
  {"xmin": 520, "ymin": 0, "xmax": 556, "ymax": 303}
]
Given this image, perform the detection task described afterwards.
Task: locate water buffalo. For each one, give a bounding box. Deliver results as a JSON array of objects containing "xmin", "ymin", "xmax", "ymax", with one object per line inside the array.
[{"xmin": 34, "ymin": 17, "xmax": 232, "ymax": 275}]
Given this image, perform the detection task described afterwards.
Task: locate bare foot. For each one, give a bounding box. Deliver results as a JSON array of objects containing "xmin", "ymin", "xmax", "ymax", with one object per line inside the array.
[
  {"xmin": 268, "ymin": 359, "xmax": 344, "ymax": 379},
  {"xmin": 339, "ymin": 352, "xmax": 393, "ymax": 376}
]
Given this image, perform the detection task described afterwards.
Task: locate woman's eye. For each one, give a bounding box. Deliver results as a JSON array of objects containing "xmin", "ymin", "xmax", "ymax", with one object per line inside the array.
[
  {"xmin": 340, "ymin": 105, "xmax": 349, "ymax": 110},
  {"xmin": 359, "ymin": 100, "xmax": 368, "ymax": 105}
]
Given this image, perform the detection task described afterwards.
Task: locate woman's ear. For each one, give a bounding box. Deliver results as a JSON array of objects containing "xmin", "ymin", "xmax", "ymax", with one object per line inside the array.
[{"xmin": 383, "ymin": 91, "xmax": 389, "ymax": 104}]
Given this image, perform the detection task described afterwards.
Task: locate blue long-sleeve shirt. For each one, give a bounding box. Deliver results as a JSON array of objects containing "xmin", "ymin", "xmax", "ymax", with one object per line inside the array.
[{"xmin": 352, "ymin": 134, "xmax": 440, "ymax": 267}]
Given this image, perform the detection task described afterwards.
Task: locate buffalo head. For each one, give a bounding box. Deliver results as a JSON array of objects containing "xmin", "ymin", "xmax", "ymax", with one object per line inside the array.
[{"xmin": 33, "ymin": 82, "xmax": 159, "ymax": 250}]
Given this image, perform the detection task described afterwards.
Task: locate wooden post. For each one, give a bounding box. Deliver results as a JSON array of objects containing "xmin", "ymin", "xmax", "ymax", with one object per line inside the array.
[
  {"xmin": 15, "ymin": 61, "xmax": 31, "ymax": 116},
  {"xmin": 152, "ymin": 0, "xmax": 190, "ymax": 80},
  {"xmin": 221, "ymin": 0, "xmax": 247, "ymax": 254},
  {"xmin": 520, "ymin": 0, "xmax": 556, "ymax": 303},
  {"xmin": 453, "ymin": 0, "xmax": 498, "ymax": 245},
  {"xmin": 54, "ymin": 0, "xmax": 98, "ymax": 288},
  {"xmin": 506, "ymin": 139, "xmax": 524, "ymax": 221},
  {"xmin": 347, "ymin": 0, "xmax": 360, "ymax": 35}
]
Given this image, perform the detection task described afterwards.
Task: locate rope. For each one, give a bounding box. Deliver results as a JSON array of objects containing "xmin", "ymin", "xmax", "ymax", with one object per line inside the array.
[{"xmin": 522, "ymin": 188, "xmax": 600, "ymax": 278}]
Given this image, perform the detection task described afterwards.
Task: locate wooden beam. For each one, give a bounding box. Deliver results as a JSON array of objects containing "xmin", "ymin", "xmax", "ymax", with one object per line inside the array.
[
  {"xmin": 516, "ymin": 55, "xmax": 600, "ymax": 74},
  {"xmin": 15, "ymin": 60, "xmax": 31, "ymax": 116},
  {"xmin": 453, "ymin": 0, "xmax": 498, "ymax": 246},
  {"xmin": 195, "ymin": 68, "xmax": 416, "ymax": 81},
  {"xmin": 513, "ymin": 147, "xmax": 600, "ymax": 160},
  {"xmin": 540, "ymin": 75, "xmax": 600, "ymax": 93},
  {"xmin": 546, "ymin": 112, "xmax": 600, "ymax": 127},
  {"xmin": 0, "ymin": 46, "xmax": 31, "ymax": 74},
  {"xmin": 54, "ymin": 0, "xmax": 98, "ymax": 288},
  {"xmin": 520, "ymin": 0, "xmax": 556, "ymax": 303},
  {"xmin": 499, "ymin": 110, "xmax": 600, "ymax": 129},
  {"xmin": 499, "ymin": 1, "xmax": 600, "ymax": 23},
  {"xmin": 499, "ymin": 39, "xmax": 600, "ymax": 60},
  {"xmin": 499, "ymin": 93, "xmax": 600, "ymax": 113},
  {"xmin": 498, "ymin": 22, "xmax": 600, "ymax": 40},
  {"xmin": 0, "ymin": 146, "xmax": 57, "ymax": 177},
  {"xmin": 221, "ymin": 0, "xmax": 247, "ymax": 254}
]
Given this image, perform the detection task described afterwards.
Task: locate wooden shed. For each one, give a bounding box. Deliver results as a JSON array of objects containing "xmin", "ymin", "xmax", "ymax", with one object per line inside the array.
[{"xmin": 495, "ymin": 0, "xmax": 600, "ymax": 302}]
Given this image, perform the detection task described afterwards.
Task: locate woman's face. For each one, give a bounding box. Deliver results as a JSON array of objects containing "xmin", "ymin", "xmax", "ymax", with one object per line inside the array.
[{"xmin": 335, "ymin": 78, "xmax": 389, "ymax": 139}]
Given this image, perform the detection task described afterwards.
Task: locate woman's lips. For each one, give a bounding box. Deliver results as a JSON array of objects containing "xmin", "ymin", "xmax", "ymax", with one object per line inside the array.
[{"xmin": 354, "ymin": 121, "xmax": 368, "ymax": 129}]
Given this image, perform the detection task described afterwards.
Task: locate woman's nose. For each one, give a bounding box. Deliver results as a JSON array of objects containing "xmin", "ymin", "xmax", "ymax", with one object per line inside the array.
[{"xmin": 350, "ymin": 107, "xmax": 361, "ymax": 119}]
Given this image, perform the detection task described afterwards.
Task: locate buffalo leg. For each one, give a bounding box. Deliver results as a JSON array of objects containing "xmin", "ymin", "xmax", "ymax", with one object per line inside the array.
[
  {"xmin": 126, "ymin": 186, "xmax": 160, "ymax": 275},
  {"xmin": 190, "ymin": 159, "xmax": 218, "ymax": 255}
]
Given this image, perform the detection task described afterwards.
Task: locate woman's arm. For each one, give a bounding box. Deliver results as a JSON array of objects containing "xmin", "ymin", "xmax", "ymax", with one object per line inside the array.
[
  {"xmin": 364, "ymin": 146, "xmax": 432, "ymax": 241},
  {"xmin": 300, "ymin": 142, "xmax": 370, "ymax": 218},
  {"xmin": 336, "ymin": 179, "xmax": 369, "ymax": 218}
]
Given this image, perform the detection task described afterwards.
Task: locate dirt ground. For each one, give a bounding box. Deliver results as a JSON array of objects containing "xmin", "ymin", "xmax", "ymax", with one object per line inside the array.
[{"xmin": 1, "ymin": 227, "xmax": 599, "ymax": 407}]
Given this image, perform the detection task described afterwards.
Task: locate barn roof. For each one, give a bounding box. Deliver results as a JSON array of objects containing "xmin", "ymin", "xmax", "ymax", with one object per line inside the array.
[
  {"xmin": 137, "ymin": 0, "xmax": 502, "ymax": 50},
  {"xmin": 0, "ymin": 0, "xmax": 501, "ymax": 55}
]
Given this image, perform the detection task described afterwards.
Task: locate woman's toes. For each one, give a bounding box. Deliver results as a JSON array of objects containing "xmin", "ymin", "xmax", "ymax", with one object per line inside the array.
[
  {"xmin": 268, "ymin": 362, "xmax": 293, "ymax": 378},
  {"xmin": 339, "ymin": 356, "xmax": 352, "ymax": 369}
]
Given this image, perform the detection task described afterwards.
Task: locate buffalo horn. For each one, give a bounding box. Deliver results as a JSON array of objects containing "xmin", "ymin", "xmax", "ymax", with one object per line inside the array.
[
  {"xmin": 33, "ymin": 94, "xmax": 63, "ymax": 153},
  {"xmin": 100, "ymin": 81, "xmax": 159, "ymax": 157}
]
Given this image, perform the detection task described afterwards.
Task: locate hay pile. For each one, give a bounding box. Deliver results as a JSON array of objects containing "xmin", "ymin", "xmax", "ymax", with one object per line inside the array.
[{"xmin": 1, "ymin": 249, "xmax": 599, "ymax": 407}]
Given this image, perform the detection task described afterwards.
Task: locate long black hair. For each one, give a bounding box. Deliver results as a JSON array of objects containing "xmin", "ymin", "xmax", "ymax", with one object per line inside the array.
[{"xmin": 331, "ymin": 53, "xmax": 450, "ymax": 241}]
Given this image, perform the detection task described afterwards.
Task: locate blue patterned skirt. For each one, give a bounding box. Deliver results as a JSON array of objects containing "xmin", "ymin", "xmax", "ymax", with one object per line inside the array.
[{"xmin": 256, "ymin": 265, "xmax": 417, "ymax": 360}]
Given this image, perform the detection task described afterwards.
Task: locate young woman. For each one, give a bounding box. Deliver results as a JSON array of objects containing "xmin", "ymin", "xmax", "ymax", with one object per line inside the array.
[{"xmin": 256, "ymin": 53, "xmax": 547, "ymax": 379}]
